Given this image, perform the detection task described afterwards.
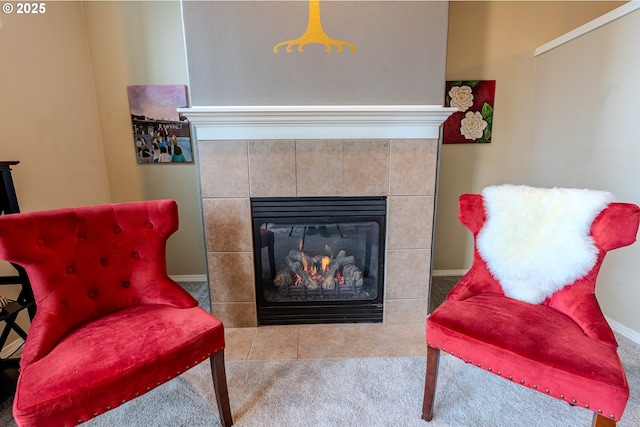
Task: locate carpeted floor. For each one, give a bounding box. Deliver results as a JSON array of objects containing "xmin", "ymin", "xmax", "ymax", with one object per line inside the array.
[
  {"xmin": 1, "ymin": 332, "xmax": 638, "ymax": 427},
  {"xmin": 2, "ymin": 278, "xmax": 638, "ymax": 426}
]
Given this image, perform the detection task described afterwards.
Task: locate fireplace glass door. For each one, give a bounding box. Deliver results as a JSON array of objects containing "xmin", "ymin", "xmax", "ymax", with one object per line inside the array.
[{"xmin": 251, "ymin": 197, "xmax": 386, "ymax": 325}]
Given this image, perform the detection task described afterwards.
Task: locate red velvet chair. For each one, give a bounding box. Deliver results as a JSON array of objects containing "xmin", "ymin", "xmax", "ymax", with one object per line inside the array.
[
  {"xmin": 0, "ymin": 200, "xmax": 232, "ymax": 427},
  {"xmin": 423, "ymin": 185, "xmax": 640, "ymax": 427}
]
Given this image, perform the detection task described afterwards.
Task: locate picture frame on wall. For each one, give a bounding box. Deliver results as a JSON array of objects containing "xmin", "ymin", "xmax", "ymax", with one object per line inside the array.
[
  {"xmin": 443, "ymin": 80, "xmax": 496, "ymax": 144},
  {"xmin": 127, "ymin": 84, "xmax": 193, "ymax": 163}
]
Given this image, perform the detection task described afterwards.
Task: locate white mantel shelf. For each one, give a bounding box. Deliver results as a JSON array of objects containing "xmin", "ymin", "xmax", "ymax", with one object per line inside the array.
[{"xmin": 177, "ymin": 105, "xmax": 457, "ymax": 140}]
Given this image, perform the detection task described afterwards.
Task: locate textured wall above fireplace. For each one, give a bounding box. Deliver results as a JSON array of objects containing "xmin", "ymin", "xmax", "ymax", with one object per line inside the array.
[{"xmin": 180, "ymin": 105, "xmax": 454, "ymax": 327}]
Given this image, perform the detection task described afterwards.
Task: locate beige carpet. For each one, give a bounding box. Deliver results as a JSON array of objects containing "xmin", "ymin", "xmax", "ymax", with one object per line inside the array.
[{"xmin": 2, "ymin": 333, "xmax": 638, "ymax": 427}]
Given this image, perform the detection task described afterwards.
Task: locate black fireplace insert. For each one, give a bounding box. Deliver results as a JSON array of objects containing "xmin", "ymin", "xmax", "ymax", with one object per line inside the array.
[{"xmin": 251, "ymin": 196, "xmax": 386, "ymax": 325}]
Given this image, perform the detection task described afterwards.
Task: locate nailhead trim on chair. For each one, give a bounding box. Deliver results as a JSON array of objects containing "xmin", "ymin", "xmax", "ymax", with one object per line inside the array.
[
  {"xmin": 426, "ymin": 343, "xmax": 614, "ymax": 420},
  {"xmin": 77, "ymin": 346, "xmax": 225, "ymax": 424}
]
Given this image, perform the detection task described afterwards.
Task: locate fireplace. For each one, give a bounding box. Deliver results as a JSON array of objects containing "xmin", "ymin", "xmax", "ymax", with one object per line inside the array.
[
  {"xmin": 178, "ymin": 105, "xmax": 455, "ymax": 327},
  {"xmin": 251, "ymin": 196, "xmax": 386, "ymax": 324}
]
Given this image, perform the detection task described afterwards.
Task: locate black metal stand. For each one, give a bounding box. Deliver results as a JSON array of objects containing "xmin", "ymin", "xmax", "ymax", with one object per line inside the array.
[{"xmin": 0, "ymin": 161, "xmax": 35, "ymax": 372}]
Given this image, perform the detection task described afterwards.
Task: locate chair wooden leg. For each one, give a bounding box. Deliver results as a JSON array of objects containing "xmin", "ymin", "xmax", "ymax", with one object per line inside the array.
[
  {"xmin": 592, "ymin": 413, "xmax": 616, "ymax": 427},
  {"xmin": 422, "ymin": 346, "xmax": 440, "ymax": 421},
  {"xmin": 210, "ymin": 350, "xmax": 233, "ymax": 427}
]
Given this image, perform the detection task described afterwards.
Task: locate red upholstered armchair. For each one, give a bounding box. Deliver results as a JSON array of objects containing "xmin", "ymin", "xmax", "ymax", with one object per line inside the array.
[
  {"xmin": 0, "ymin": 200, "xmax": 232, "ymax": 427},
  {"xmin": 423, "ymin": 185, "xmax": 640, "ymax": 427}
]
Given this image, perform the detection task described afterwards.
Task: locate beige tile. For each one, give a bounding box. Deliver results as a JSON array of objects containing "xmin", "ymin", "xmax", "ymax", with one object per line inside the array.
[
  {"xmin": 341, "ymin": 324, "xmax": 397, "ymax": 358},
  {"xmin": 202, "ymin": 198, "xmax": 252, "ymax": 252},
  {"xmin": 220, "ymin": 322, "xmax": 426, "ymax": 360},
  {"xmin": 249, "ymin": 140, "xmax": 297, "ymax": 197},
  {"xmin": 389, "ymin": 139, "xmax": 438, "ymax": 196},
  {"xmin": 341, "ymin": 140, "xmax": 389, "ymax": 196},
  {"xmin": 296, "ymin": 140, "xmax": 342, "ymax": 196},
  {"xmin": 247, "ymin": 326, "xmax": 300, "ymax": 360},
  {"xmin": 384, "ymin": 298, "xmax": 428, "ymax": 325},
  {"xmin": 387, "ymin": 196, "xmax": 434, "ymax": 249},
  {"xmin": 208, "ymin": 252, "xmax": 254, "ymax": 302},
  {"xmin": 198, "ymin": 140, "xmax": 249, "ymax": 198},
  {"xmin": 297, "ymin": 324, "xmax": 346, "ymax": 359},
  {"xmin": 385, "ymin": 249, "xmax": 431, "ymax": 299},
  {"xmin": 211, "ymin": 302, "xmax": 257, "ymax": 328},
  {"xmin": 224, "ymin": 328, "xmax": 257, "ymax": 361},
  {"xmin": 385, "ymin": 323, "xmax": 427, "ymax": 357}
]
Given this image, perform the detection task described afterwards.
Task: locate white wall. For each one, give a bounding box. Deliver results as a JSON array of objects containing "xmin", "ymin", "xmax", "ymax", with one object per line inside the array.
[
  {"xmin": 0, "ymin": 2, "xmax": 111, "ymax": 339},
  {"xmin": 83, "ymin": 1, "xmax": 207, "ymax": 276},
  {"xmin": 0, "ymin": 2, "xmax": 110, "ymax": 212},
  {"xmin": 527, "ymin": 7, "xmax": 640, "ymax": 335},
  {"xmin": 434, "ymin": 1, "xmax": 623, "ymax": 273}
]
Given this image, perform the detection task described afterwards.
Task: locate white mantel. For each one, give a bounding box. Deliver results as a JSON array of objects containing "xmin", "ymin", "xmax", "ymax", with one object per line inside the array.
[{"xmin": 178, "ymin": 105, "xmax": 456, "ymax": 140}]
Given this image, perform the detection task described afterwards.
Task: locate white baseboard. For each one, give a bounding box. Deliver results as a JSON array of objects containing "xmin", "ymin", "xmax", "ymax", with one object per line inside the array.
[
  {"xmin": 432, "ymin": 269, "xmax": 468, "ymax": 277},
  {"xmin": 170, "ymin": 274, "xmax": 207, "ymax": 282},
  {"xmin": 606, "ymin": 316, "xmax": 640, "ymax": 346}
]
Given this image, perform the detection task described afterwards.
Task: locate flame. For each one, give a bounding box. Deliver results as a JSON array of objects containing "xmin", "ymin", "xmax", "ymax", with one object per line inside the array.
[
  {"xmin": 293, "ymin": 241, "xmax": 345, "ymax": 286},
  {"xmin": 321, "ymin": 256, "xmax": 330, "ymax": 272}
]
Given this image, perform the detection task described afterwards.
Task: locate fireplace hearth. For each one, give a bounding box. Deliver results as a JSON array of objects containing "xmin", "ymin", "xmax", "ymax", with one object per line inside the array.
[{"xmin": 251, "ymin": 197, "xmax": 386, "ymax": 324}]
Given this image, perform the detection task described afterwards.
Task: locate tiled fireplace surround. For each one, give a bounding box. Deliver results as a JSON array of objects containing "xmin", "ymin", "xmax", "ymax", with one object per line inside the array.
[{"xmin": 180, "ymin": 106, "xmax": 455, "ymax": 327}]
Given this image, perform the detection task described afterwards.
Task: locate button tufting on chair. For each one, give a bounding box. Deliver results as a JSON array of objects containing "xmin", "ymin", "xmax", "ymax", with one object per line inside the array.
[{"xmin": 0, "ymin": 199, "xmax": 233, "ymax": 427}]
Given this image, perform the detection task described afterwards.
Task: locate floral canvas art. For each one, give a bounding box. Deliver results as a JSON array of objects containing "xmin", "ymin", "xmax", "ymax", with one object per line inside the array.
[{"xmin": 443, "ymin": 80, "xmax": 495, "ymax": 144}]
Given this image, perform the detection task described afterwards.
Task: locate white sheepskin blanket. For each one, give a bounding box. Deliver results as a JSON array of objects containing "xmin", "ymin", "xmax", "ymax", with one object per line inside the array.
[{"xmin": 477, "ymin": 184, "xmax": 613, "ymax": 304}]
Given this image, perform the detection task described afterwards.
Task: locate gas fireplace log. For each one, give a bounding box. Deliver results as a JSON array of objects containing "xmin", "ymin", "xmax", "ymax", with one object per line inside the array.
[
  {"xmin": 284, "ymin": 248, "xmax": 362, "ymax": 291},
  {"xmin": 287, "ymin": 249, "xmax": 328, "ymax": 269},
  {"xmin": 342, "ymin": 263, "xmax": 364, "ymax": 290},
  {"xmin": 274, "ymin": 270, "xmax": 293, "ymax": 287},
  {"xmin": 321, "ymin": 250, "xmax": 356, "ymax": 290},
  {"xmin": 285, "ymin": 257, "xmax": 319, "ymax": 290}
]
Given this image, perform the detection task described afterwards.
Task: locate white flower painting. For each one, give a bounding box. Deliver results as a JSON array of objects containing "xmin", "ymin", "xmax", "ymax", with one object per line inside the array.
[{"xmin": 443, "ymin": 80, "xmax": 496, "ymax": 144}]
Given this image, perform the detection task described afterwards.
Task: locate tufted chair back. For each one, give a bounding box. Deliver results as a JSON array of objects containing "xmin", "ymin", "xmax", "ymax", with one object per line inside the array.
[{"xmin": 0, "ymin": 199, "xmax": 196, "ymax": 366}]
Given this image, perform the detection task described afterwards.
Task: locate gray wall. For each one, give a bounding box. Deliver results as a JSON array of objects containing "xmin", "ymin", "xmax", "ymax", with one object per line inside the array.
[
  {"xmin": 182, "ymin": 1, "xmax": 448, "ymax": 105},
  {"xmin": 527, "ymin": 9, "xmax": 640, "ymax": 333}
]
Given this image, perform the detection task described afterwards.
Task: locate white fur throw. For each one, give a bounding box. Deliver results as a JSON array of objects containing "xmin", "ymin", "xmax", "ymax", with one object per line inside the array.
[{"xmin": 477, "ymin": 184, "xmax": 613, "ymax": 304}]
